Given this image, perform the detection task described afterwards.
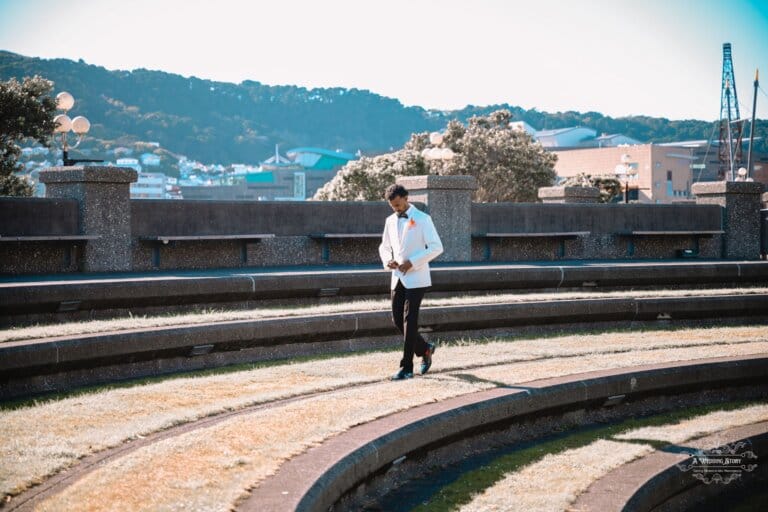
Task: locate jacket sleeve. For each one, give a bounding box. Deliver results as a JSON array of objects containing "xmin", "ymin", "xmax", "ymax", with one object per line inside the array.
[
  {"xmin": 378, "ymin": 218, "xmax": 393, "ymax": 269},
  {"xmin": 407, "ymin": 214, "xmax": 443, "ymax": 269}
]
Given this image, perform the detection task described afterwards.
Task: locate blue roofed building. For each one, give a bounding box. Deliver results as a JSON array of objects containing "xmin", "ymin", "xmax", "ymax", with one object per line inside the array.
[{"xmin": 286, "ymin": 147, "xmax": 357, "ymax": 171}]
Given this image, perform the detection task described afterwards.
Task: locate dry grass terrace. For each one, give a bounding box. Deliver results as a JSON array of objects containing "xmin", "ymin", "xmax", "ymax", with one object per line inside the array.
[
  {"xmin": 2, "ymin": 286, "xmax": 767, "ymax": 343},
  {"xmin": 1, "ymin": 323, "xmax": 767, "ymax": 511}
]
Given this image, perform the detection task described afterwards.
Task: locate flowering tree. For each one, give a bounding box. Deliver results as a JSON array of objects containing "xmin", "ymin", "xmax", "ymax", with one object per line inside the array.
[
  {"xmin": 0, "ymin": 76, "xmax": 57, "ymax": 196},
  {"xmin": 315, "ymin": 110, "xmax": 557, "ymax": 202},
  {"xmin": 313, "ymin": 149, "xmax": 427, "ymax": 201},
  {"xmin": 562, "ymin": 173, "xmax": 622, "ymax": 203}
]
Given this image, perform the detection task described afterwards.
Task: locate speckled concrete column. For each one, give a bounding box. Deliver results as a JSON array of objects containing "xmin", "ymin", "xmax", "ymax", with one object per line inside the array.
[
  {"xmin": 538, "ymin": 186, "xmax": 600, "ymax": 203},
  {"xmin": 692, "ymin": 181, "xmax": 764, "ymax": 260},
  {"xmin": 40, "ymin": 166, "xmax": 138, "ymax": 271},
  {"xmin": 396, "ymin": 175, "xmax": 477, "ymax": 262}
]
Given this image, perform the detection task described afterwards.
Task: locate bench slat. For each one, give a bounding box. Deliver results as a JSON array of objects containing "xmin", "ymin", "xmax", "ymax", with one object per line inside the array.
[
  {"xmin": 619, "ymin": 230, "xmax": 724, "ymax": 236},
  {"xmin": 474, "ymin": 231, "xmax": 590, "ymax": 238},
  {"xmin": 309, "ymin": 233, "xmax": 380, "ymax": 239},
  {"xmin": 0, "ymin": 235, "xmax": 99, "ymax": 242},
  {"xmin": 140, "ymin": 234, "xmax": 275, "ymax": 243}
]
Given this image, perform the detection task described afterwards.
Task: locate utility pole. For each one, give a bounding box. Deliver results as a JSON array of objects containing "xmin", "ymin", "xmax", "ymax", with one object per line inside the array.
[
  {"xmin": 718, "ymin": 43, "xmax": 744, "ymax": 180},
  {"xmin": 746, "ymin": 69, "xmax": 759, "ymax": 178}
]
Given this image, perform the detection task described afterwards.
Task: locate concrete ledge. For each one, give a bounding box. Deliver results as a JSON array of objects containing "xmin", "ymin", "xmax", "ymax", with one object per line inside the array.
[
  {"xmin": 240, "ymin": 355, "xmax": 768, "ymax": 512},
  {"xmin": 2, "ymin": 293, "xmax": 767, "ymax": 400},
  {"xmin": 3, "ymin": 261, "xmax": 768, "ymax": 324},
  {"xmin": 573, "ymin": 421, "xmax": 768, "ymax": 511}
]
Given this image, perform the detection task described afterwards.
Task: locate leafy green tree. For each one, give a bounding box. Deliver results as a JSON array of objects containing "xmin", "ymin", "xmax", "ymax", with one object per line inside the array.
[
  {"xmin": 0, "ymin": 75, "xmax": 56, "ymax": 196},
  {"xmin": 316, "ymin": 110, "xmax": 557, "ymax": 202}
]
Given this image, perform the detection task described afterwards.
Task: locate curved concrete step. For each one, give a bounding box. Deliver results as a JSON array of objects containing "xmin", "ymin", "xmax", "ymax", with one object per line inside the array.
[
  {"xmin": 240, "ymin": 355, "xmax": 768, "ymax": 512},
  {"xmin": 2, "ymin": 261, "xmax": 768, "ymax": 322},
  {"xmin": 2, "ymin": 293, "xmax": 768, "ymax": 399},
  {"xmin": 572, "ymin": 421, "xmax": 768, "ymax": 511}
]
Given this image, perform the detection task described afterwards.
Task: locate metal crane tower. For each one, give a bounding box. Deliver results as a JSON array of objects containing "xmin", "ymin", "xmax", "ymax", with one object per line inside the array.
[{"xmin": 718, "ymin": 42, "xmax": 744, "ymax": 180}]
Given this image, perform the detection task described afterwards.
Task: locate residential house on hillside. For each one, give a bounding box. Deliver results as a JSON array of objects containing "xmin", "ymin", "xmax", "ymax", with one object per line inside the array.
[
  {"xmin": 116, "ymin": 158, "xmax": 141, "ymax": 172},
  {"xmin": 140, "ymin": 153, "xmax": 161, "ymax": 166}
]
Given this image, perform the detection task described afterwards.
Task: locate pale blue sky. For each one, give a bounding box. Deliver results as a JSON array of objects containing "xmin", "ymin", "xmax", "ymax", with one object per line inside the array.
[{"xmin": 1, "ymin": 0, "xmax": 766, "ymax": 121}]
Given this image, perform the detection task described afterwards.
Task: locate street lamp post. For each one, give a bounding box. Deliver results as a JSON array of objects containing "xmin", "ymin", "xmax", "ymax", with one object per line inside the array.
[
  {"xmin": 614, "ymin": 154, "xmax": 638, "ymax": 203},
  {"xmin": 53, "ymin": 91, "xmax": 102, "ymax": 166},
  {"xmin": 421, "ymin": 132, "xmax": 455, "ymax": 172}
]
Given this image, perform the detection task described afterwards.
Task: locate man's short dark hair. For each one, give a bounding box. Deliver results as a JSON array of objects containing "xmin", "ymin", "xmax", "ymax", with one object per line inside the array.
[{"xmin": 384, "ymin": 184, "xmax": 408, "ymax": 201}]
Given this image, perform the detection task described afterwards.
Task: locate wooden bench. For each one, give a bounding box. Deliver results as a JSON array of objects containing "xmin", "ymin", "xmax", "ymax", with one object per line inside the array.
[
  {"xmin": 139, "ymin": 234, "xmax": 275, "ymax": 266},
  {"xmin": 615, "ymin": 230, "xmax": 724, "ymax": 257},
  {"xmin": 0, "ymin": 235, "xmax": 100, "ymax": 242},
  {"xmin": 473, "ymin": 231, "xmax": 590, "ymax": 260},
  {"xmin": 309, "ymin": 233, "xmax": 381, "ymax": 263}
]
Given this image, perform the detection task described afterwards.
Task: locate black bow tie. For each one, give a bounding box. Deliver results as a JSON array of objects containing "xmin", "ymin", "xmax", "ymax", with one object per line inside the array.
[{"xmin": 398, "ymin": 212, "xmax": 409, "ymax": 219}]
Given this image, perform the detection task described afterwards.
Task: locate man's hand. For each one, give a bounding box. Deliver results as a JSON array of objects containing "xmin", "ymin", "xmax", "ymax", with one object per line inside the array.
[
  {"xmin": 397, "ymin": 260, "xmax": 413, "ymax": 273},
  {"xmin": 387, "ymin": 260, "xmax": 399, "ymax": 269}
]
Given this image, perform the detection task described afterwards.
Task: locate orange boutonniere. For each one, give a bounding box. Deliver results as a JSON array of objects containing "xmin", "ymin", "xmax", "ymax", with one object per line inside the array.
[{"xmin": 408, "ymin": 218, "xmax": 416, "ymax": 228}]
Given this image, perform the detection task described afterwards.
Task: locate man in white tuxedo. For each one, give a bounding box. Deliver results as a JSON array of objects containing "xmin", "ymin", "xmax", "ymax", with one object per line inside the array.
[{"xmin": 379, "ymin": 184, "xmax": 444, "ymax": 380}]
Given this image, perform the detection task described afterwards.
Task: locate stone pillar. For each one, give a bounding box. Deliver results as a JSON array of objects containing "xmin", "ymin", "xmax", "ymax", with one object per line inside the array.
[
  {"xmin": 538, "ymin": 186, "xmax": 601, "ymax": 203},
  {"xmin": 692, "ymin": 181, "xmax": 764, "ymax": 260},
  {"xmin": 396, "ymin": 175, "xmax": 477, "ymax": 262},
  {"xmin": 40, "ymin": 166, "xmax": 138, "ymax": 271}
]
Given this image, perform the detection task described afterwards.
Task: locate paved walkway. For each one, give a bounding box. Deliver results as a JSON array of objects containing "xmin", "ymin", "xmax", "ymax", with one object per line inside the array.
[{"xmin": 3, "ymin": 259, "xmax": 766, "ymax": 286}]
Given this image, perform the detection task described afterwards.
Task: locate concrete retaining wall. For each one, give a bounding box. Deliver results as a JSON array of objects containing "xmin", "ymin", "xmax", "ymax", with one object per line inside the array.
[
  {"xmin": 0, "ymin": 198, "xmax": 734, "ymax": 273},
  {"xmin": 0, "ymin": 198, "xmax": 82, "ymax": 274},
  {"xmin": 1, "ymin": 169, "xmax": 764, "ymax": 274}
]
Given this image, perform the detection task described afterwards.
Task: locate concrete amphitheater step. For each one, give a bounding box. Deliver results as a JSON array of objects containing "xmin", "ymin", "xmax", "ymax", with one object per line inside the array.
[
  {"xmin": 572, "ymin": 420, "xmax": 768, "ymax": 512},
  {"xmin": 2, "ymin": 293, "xmax": 768, "ymax": 399},
  {"xmin": 2, "ymin": 260, "xmax": 768, "ymax": 324},
  {"xmin": 240, "ymin": 354, "xmax": 768, "ymax": 512}
]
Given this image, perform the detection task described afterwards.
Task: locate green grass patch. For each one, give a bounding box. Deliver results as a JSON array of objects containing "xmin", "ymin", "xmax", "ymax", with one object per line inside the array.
[{"xmin": 411, "ymin": 399, "xmax": 766, "ymax": 512}]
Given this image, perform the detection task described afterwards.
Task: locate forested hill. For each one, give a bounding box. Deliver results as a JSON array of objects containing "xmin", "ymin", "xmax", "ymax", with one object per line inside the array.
[{"xmin": 1, "ymin": 50, "xmax": 754, "ymax": 164}]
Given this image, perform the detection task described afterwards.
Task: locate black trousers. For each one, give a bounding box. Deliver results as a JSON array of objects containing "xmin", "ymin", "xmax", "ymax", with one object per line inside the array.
[{"xmin": 391, "ymin": 280, "xmax": 429, "ymax": 372}]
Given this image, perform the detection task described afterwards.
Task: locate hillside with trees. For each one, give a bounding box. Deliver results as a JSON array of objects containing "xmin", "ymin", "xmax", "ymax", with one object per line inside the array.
[{"xmin": 1, "ymin": 51, "xmax": 764, "ymax": 164}]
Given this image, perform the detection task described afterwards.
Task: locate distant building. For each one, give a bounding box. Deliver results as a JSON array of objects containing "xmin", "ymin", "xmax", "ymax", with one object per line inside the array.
[
  {"xmin": 181, "ymin": 145, "xmax": 357, "ymax": 200},
  {"xmin": 594, "ymin": 134, "xmax": 642, "ymax": 147},
  {"xmin": 113, "ymin": 147, "xmax": 134, "ymax": 156},
  {"xmin": 657, "ymin": 139, "xmax": 768, "ymax": 184},
  {"xmin": 131, "ymin": 172, "xmax": 168, "ymax": 199},
  {"xmin": 524, "ymin": 124, "xmax": 641, "ymax": 149},
  {"xmin": 116, "ymin": 158, "xmax": 142, "ymax": 172},
  {"xmin": 140, "ymin": 153, "xmax": 161, "ymax": 166},
  {"xmin": 286, "ymin": 147, "xmax": 358, "ymax": 170},
  {"xmin": 552, "ymin": 144, "xmax": 696, "ymax": 204},
  {"xmin": 536, "ymin": 127, "xmax": 598, "ymax": 148},
  {"xmin": 509, "ymin": 121, "xmax": 537, "ymax": 136}
]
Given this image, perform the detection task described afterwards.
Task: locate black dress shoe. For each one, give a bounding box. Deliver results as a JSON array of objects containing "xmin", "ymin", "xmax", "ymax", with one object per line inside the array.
[
  {"xmin": 391, "ymin": 369, "xmax": 414, "ymax": 380},
  {"xmin": 420, "ymin": 343, "xmax": 436, "ymax": 375}
]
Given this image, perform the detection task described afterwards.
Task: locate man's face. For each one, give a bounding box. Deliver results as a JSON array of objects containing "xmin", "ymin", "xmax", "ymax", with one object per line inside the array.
[{"xmin": 388, "ymin": 195, "xmax": 409, "ymax": 215}]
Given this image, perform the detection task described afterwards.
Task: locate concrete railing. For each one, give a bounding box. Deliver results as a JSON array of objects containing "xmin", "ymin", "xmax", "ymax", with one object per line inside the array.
[{"xmin": 0, "ymin": 167, "xmax": 765, "ymax": 274}]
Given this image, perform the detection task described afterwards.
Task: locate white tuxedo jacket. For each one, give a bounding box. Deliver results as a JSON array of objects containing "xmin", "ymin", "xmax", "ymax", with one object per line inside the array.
[{"xmin": 378, "ymin": 205, "xmax": 443, "ymax": 290}]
